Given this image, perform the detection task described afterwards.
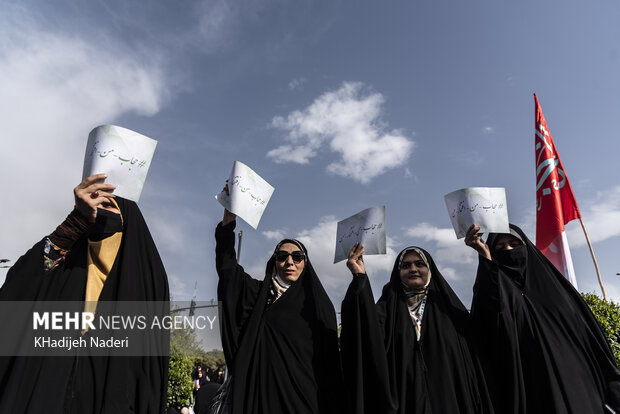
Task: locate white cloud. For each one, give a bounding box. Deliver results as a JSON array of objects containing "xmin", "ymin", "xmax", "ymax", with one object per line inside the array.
[
  {"xmin": 438, "ymin": 266, "xmax": 459, "ymax": 281},
  {"xmin": 288, "ymin": 77, "xmax": 306, "ymax": 91},
  {"xmin": 567, "ymin": 186, "xmax": 620, "ymax": 246},
  {"xmin": 266, "ymin": 144, "xmax": 317, "ymax": 164},
  {"xmin": 404, "ymin": 223, "xmax": 476, "ymax": 270},
  {"xmin": 483, "ymin": 126, "xmax": 495, "ymax": 134},
  {"xmin": 0, "ymin": 10, "xmax": 170, "ymax": 282},
  {"xmin": 267, "ymin": 81, "xmax": 415, "ymax": 184},
  {"xmin": 262, "ymin": 229, "xmax": 287, "ymax": 241}
]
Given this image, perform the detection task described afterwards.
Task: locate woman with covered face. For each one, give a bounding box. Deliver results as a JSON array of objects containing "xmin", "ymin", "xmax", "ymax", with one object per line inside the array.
[
  {"xmin": 465, "ymin": 223, "xmax": 620, "ymax": 414},
  {"xmin": 0, "ymin": 174, "xmax": 169, "ymax": 413},
  {"xmin": 214, "ymin": 206, "xmax": 343, "ymax": 414},
  {"xmin": 340, "ymin": 243, "xmax": 493, "ymax": 414}
]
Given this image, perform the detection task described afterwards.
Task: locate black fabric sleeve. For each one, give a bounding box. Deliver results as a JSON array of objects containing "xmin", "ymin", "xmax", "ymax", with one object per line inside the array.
[
  {"xmin": 215, "ymin": 221, "xmax": 239, "ymax": 280},
  {"xmin": 215, "ymin": 220, "xmax": 261, "ymax": 366},
  {"xmin": 314, "ymin": 304, "xmax": 346, "ymax": 414},
  {"xmin": 340, "ymin": 274, "xmax": 396, "ymax": 414},
  {"xmin": 0, "ymin": 239, "xmax": 48, "ymax": 300},
  {"xmin": 471, "ymin": 256, "xmax": 503, "ymax": 314}
]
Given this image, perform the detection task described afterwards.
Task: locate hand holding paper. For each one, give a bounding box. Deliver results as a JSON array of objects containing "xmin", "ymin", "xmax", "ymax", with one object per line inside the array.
[
  {"xmin": 346, "ymin": 243, "xmax": 366, "ymax": 275},
  {"xmin": 334, "ymin": 206, "xmax": 386, "ymax": 263},
  {"xmin": 73, "ymin": 173, "xmax": 117, "ymax": 222},
  {"xmin": 464, "ymin": 224, "xmax": 492, "ymax": 260}
]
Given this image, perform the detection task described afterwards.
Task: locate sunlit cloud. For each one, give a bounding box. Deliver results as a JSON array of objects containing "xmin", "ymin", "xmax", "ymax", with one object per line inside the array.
[
  {"xmin": 0, "ymin": 8, "xmax": 170, "ymax": 283},
  {"xmin": 268, "ymin": 81, "xmax": 415, "ymax": 184},
  {"xmin": 404, "ymin": 222, "xmax": 475, "ymax": 269},
  {"xmin": 262, "ymin": 229, "xmax": 287, "ymax": 241}
]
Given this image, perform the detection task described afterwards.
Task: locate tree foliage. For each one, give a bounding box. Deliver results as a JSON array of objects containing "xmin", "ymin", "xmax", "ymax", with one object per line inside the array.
[
  {"xmin": 194, "ymin": 349, "xmax": 226, "ymax": 373},
  {"xmin": 167, "ymin": 304, "xmax": 228, "ymax": 406},
  {"xmin": 582, "ymin": 293, "xmax": 620, "ymax": 363},
  {"xmin": 170, "ymin": 321, "xmax": 205, "ymax": 357},
  {"xmin": 167, "ymin": 306, "xmax": 204, "ymax": 407},
  {"xmin": 167, "ymin": 354, "xmax": 194, "ymax": 407}
]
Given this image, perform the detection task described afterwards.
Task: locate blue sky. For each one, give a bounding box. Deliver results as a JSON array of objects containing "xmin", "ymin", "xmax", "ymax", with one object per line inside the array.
[{"xmin": 1, "ymin": 0, "xmax": 619, "ymax": 312}]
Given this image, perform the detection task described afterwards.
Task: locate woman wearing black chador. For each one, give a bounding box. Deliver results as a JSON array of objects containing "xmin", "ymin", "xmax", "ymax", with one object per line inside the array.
[
  {"xmin": 215, "ymin": 206, "xmax": 343, "ymax": 414},
  {"xmin": 0, "ymin": 174, "xmax": 169, "ymax": 414},
  {"xmin": 340, "ymin": 243, "xmax": 493, "ymax": 414},
  {"xmin": 465, "ymin": 223, "xmax": 620, "ymax": 414}
]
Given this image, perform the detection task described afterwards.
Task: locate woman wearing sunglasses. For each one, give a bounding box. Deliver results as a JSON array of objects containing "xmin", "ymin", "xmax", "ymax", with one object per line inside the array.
[
  {"xmin": 214, "ymin": 205, "xmax": 343, "ymax": 414},
  {"xmin": 340, "ymin": 243, "xmax": 493, "ymax": 414}
]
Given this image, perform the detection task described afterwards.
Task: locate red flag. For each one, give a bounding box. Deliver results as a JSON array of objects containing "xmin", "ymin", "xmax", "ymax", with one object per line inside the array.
[{"xmin": 534, "ymin": 94, "xmax": 581, "ymax": 286}]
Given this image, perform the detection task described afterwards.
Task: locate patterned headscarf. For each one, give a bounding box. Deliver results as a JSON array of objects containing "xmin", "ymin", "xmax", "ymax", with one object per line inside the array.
[{"xmin": 399, "ymin": 247, "xmax": 432, "ymax": 340}]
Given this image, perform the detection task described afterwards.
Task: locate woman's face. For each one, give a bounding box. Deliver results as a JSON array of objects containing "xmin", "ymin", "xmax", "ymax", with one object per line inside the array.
[
  {"xmin": 274, "ymin": 243, "xmax": 306, "ymax": 284},
  {"xmin": 493, "ymin": 234, "xmax": 523, "ymax": 251},
  {"xmin": 399, "ymin": 251, "xmax": 429, "ymax": 290}
]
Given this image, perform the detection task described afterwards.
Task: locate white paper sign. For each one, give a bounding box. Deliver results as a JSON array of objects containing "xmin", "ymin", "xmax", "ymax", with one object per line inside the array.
[
  {"xmin": 215, "ymin": 161, "xmax": 275, "ymax": 229},
  {"xmin": 334, "ymin": 206, "xmax": 386, "ymax": 263},
  {"xmin": 82, "ymin": 125, "xmax": 157, "ymax": 202},
  {"xmin": 444, "ymin": 187, "xmax": 510, "ymax": 239}
]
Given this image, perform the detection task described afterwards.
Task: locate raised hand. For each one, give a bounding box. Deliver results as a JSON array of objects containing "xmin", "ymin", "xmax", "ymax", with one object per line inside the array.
[
  {"xmin": 346, "ymin": 242, "xmax": 366, "ymax": 275},
  {"xmin": 221, "ymin": 182, "xmax": 237, "ymax": 225},
  {"xmin": 464, "ymin": 224, "xmax": 492, "ymax": 261},
  {"xmin": 74, "ymin": 174, "xmax": 117, "ymax": 222}
]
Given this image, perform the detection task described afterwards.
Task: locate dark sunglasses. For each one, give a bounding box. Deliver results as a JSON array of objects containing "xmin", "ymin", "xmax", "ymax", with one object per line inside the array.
[{"xmin": 275, "ymin": 250, "xmax": 305, "ymax": 263}]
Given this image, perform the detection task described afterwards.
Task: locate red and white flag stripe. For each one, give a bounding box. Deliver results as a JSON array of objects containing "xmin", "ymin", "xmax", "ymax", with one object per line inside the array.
[{"xmin": 534, "ymin": 94, "xmax": 581, "ymax": 287}]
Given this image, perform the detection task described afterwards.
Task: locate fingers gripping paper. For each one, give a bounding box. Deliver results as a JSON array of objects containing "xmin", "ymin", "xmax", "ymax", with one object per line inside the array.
[
  {"xmin": 444, "ymin": 187, "xmax": 510, "ymax": 239},
  {"xmin": 215, "ymin": 161, "xmax": 275, "ymax": 229},
  {"xmin": 334, "ymin": 206, "xmax": 386, "ymax": 263},
  {"xmin": 82, "ymin": 125, "xmax": 157, "ymax": 202}
]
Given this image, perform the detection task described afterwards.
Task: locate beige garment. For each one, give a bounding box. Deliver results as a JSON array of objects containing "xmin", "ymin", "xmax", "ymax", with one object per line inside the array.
[{"xmin": 83, "ymin": 199, "xmax": 123, "ymax": 316}]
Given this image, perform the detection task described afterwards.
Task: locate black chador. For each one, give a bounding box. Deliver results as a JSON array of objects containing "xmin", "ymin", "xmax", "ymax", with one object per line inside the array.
[
  {"xmin": 471, "ymin": 224, "xmax": 620, "ymax": 414},
  {"xmin": 340, "ymin": 246, "xmax": 493, "ymax": 414},
  {"xmin": 215, "ymin": 221, "xmax": 343, "ymax": 414},
  {"xmin": 0, "ymin": 198, "xmax": 169, "ymax": 414}
]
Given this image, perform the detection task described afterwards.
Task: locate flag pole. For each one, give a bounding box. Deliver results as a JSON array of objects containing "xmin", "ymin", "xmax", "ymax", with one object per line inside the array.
[{"xmin": 579, "ymin": 218, "xmax": 607, "ymax": 301}]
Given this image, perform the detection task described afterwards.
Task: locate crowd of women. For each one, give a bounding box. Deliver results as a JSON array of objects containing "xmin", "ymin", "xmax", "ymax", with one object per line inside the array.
[
  {"xmin": 215, "ymin": 188, "xmax": 620, "ymax": 414},
  {"xmin": 1, "ymin": 175, "xmax": 620, "ymax": 414}
]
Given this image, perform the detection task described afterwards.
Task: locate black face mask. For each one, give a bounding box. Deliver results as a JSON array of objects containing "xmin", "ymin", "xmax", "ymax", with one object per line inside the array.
[
  {"xmin": 493, "ymin": 245, "xmax": 528, "ymax": 288},
  {"xmin": 88, "ymin": 208, "xmax": 123, "ymax": 241}
]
